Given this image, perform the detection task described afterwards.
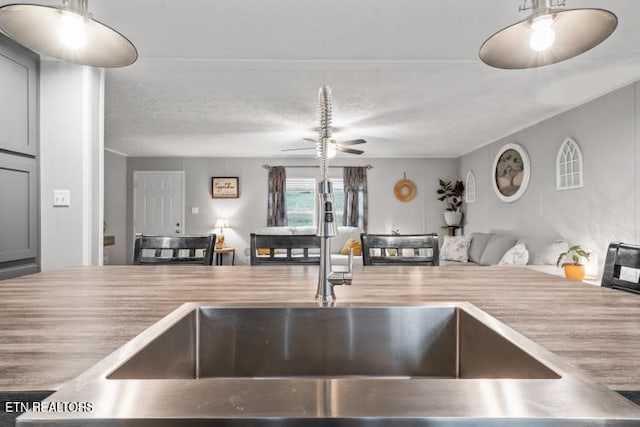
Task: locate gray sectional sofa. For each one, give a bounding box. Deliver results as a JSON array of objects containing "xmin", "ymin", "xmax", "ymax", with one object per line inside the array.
[{"xmin": 439, "ymin": 232, "xmax": 571, "ymax": 277}]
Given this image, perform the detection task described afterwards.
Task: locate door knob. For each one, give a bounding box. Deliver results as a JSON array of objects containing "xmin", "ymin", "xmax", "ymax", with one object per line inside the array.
[
  {"xmin": 176, "ymin": 222, "xmax": 180, "ymax": 227},
  {"xmin": 176, "ymin": 229, "xmax": 180, "ymax": 233}
]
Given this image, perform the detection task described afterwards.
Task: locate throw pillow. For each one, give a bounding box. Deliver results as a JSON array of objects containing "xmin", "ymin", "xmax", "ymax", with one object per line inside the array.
[
  {"xmin": 532, "ymin": 240, "xmax": 570, "ymax": 265},
  {"xmin": 440, "ymin": 236, "xmax": 470, "ymax": 262},
  {"xmin": 332, "ymin": 226, "xmax": 364, "ymax": 254},
  {"xmin": 341, "ymin": 238, "xmax": 362, "ymax": 256},
  {"xmin": 478, "ymin": 234, "xmax": 518, "ymax": 266},
  {"xmin": 498, "ymin": 243, "xmax": 529, "ymax": 265},
  {"xmin": 468, "ymin": 233, "xmax": 491, "ymax": 264}
]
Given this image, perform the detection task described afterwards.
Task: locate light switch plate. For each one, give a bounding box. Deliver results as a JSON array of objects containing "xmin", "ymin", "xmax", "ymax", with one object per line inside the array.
[
  {"xmin": 191, "ymin": 206, "xmax": 199, "ymax": 215},
  {"xmin": 53, "ymin": 190, "xmax": 70, "ymax": 207}
]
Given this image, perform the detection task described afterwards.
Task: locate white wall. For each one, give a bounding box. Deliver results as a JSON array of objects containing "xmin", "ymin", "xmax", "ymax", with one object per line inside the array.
[
  {"xmin": 121, "ymin": 156, "xmax": 458, "ymax": 264},
  {"xmin": 40, "ymin": 61, "xmax": 104, "ymax": 271},
  {"xmin": 459, "ymin": 83, "xmax": 640, "ymax": 274},
  {"xmin": 104, "ymin": 150, "xmax": 127, "ymax": 264}
]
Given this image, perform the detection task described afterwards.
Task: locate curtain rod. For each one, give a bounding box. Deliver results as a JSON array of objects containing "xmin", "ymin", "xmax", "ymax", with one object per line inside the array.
[{"xmin": 262, "ymin": 164, "xmax": 373, "ymax": 169}]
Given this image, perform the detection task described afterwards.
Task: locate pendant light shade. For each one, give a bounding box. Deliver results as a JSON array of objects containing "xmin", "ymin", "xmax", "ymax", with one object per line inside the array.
[
  {"xmin": 0, "ymin": 2, "xmax": 137, "ymax": 68},
  {"xmin": 480, "ymin": 5, "xmax": 617, "ymax": 69}
]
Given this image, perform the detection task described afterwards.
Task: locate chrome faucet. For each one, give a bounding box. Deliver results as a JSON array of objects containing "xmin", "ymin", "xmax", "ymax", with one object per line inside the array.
[
  {"xmin": 315, "ymin": 85, "xmax": 353, "ymax": 304},
  {"xmin": 316, "ymin": 178, "xmax": 354, "ymax": 303}
]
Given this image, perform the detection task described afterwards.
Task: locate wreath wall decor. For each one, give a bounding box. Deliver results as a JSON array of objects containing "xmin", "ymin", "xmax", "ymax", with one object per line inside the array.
[{"xmin": 394, "ymin": 173, "xmax": 416, "ymax": 202}]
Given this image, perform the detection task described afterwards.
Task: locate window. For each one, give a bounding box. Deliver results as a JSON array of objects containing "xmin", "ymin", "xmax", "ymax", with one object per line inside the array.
[
  {"xmin": 556, "ymin": 137, "xmax": 583, "ymax": 190},
  {"xmin": 285, "ymin": 178, "xmax": 344, "ymax": 226},
  {"xmin": 465, "ymin": 170, "xmax": 476, "ymax": 203},
  {"xmin": 286, "ymin": 178, "xmax": 315, "ymax": 226}
]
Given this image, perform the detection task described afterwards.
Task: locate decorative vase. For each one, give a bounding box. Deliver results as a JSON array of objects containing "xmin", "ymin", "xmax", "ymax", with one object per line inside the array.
[
  {"xmin": 444, "ymin": 211, "xmax": 462, "ymax": 226},
  {"xmin": 563, "ymin": 264, "xmax": 585, "ymax": 281}
]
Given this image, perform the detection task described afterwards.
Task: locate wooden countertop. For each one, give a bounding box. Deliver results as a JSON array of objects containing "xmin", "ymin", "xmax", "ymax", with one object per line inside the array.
[{"xmin": 1, "ymin": 265, "xmax": 639, "ymax": 392}]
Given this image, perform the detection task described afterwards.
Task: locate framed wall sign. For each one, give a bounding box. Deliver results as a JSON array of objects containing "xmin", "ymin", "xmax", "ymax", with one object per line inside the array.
[
  {"xmin": 212, "ymin": 177, "xmax": 239, "ymax": 198},
  {"xmin": 492, "ymin": 143, "xmax": 530, "ymax": 203}
]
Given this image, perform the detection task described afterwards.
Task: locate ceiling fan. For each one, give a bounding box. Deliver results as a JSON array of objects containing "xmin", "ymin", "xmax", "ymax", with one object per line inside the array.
[{"xmin": 282, "ymin": 138, "xmax": 367, "ymax": 156}]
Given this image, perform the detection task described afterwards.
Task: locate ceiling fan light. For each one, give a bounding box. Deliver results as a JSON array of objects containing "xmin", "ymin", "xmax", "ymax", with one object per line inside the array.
[
  {"xmin": 327, "ymin": 145, "xmax": 337, "ymax": 158},
  {"xmin": 479, "ymin": 7, "xmax": 617, "ymax": 69},
  {"xmin": 0, "ymin": 2, "xmax": 137, "ymax": 68}
]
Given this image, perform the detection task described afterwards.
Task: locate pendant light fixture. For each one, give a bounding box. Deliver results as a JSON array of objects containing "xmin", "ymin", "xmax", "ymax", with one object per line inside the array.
[
  {"xmin": 479, "ymin": 0, "xmax": 617, "ymax": 69},
  {"xmin": 0, "ymin": 0, "xmax": 137, "ymax": 68}
]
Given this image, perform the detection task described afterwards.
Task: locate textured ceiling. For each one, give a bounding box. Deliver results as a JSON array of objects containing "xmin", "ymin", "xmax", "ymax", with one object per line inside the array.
[{"xmin": 15, "ymin": 0, "xmax": 640, "ymax": 157}]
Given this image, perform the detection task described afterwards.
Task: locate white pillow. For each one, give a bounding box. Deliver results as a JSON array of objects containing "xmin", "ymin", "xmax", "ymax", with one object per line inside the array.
[
  {"xmin": 532, "ymin": 240, "xmax": 570, "ymax": 265},
  {"xmin": 332, "ymin": 226, "xmax": 364, "ymax": 254},
  {"xmin": 499, "ymin": 243, "xmax": 529, "ymax": 265},
  {"xmin": 440, "ymin": 236, "xmax": 470, "ymax": 263}
]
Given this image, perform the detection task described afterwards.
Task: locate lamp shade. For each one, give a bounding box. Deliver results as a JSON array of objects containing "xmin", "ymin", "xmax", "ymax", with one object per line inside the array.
[
  {"xmin": 0, "ymin": 4, "xmax": 137, "ymax": 68},
  {"xmin": 214, "ymin": 219, "xmax": 229, "ymax": 229},
  {"xmin": 479, "ymin": 8, "xmax": 617, "ymax": 69}
]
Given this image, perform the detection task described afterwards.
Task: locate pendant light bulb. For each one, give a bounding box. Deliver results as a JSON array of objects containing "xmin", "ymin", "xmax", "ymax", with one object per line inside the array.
[
  {"xmin": 59, "ymin": 12, "xmax": 86, "ymax": 49},
  {"xmin": 529, "ymin": 16, "xmax": 555, "ymax": 52},
  {"xmin": 0, "ymin": 1, "xmax": 138, "ymax": 67},
  {"xmin": 479, "ymin": 3, "xmax": 617, "ymax": 69}
]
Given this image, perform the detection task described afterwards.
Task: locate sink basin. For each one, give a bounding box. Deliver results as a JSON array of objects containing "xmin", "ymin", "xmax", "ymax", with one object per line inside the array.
[
  {"xmin": 108, "ymin": 305, "xmax": 559, "ymax": 380},
  {"xmin": 18, "ymin": 303, "xmax": 640, "ymax": 426}
]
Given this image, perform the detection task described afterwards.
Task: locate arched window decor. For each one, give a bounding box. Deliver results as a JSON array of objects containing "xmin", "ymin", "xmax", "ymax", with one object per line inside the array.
[
  {"xmin": 556, "ymin": 137, "xmax": 584, "ymax": 190},
  {"xmin": 465, "ymin": 170, "xmax": 476, "ymax": 203}
]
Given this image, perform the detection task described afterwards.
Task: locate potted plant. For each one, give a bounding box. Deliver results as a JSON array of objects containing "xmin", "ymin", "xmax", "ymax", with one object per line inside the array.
[
  {"xmin": 556, "ymin": 245, "xmax": 592, "ymax": 281},
  {"xmin": 437, "ymin": 179, "xmax": 465, "ymax": 226}
]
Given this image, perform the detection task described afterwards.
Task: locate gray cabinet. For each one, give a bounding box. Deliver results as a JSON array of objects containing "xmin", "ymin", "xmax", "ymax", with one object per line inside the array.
[
  {"xmin": 0, "ymin": 35, "xmax": 39, "ymax": 280},
  {"xmin": 0, "ymin": 37, "xmax": 37, "ymax": 156},
  {"xmin": 0, "ymin": 153, "xmax": 37, "ymax": 276}
]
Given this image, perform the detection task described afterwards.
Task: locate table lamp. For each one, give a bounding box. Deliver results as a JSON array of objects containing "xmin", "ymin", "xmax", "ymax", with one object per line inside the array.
[{"xmin": 214, "ymin": 219, "xmax": 228, "ymax": 249}]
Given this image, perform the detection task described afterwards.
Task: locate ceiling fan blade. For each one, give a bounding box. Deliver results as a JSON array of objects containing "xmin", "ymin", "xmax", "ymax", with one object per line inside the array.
[
  {"xmin": 338, "ymin": 139, "xmax": 367, "ymax": 146},
  {"xmin": 336, "ymin": 146, "xmax": 364, "ymax": 155},
  {"xmin": 282, "ymin": 147, "xmax": 315, "ymax": 152},
  {"xmin": 309, "ymin": 138, "xmax": 337, "ymax": 144},
  {"xmin": 312, "ymin": 125, "xmax": 346, "ymax": 133}
]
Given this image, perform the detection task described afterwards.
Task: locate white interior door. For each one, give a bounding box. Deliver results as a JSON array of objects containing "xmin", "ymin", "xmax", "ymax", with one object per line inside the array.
[{"xmin": 133, "ymin": 171, "xmax": 184, "ymax": 236}]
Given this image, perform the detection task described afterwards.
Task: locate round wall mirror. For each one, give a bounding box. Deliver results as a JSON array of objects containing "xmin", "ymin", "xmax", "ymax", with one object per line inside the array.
[{"xmin": 492, "ymin": 143, "xmax": 530, "ymax": 203}]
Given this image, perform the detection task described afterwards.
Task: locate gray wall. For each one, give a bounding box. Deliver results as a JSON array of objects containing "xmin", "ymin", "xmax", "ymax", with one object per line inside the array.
[
  {"xmin": 119, "ymin": 156, "xmax": 458, "ymax": 264},
  {"xmin": 459, "ymin": 83, "xmax": 640, "ymax": 273},
  {"xmin": 104, "ymin": 150, "xmax": 128, "ymax": 265}
]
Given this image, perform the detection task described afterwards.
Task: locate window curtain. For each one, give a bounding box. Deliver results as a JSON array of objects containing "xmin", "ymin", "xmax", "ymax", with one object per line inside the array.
[
  {"xmin": 343, "ymin": 167, "xmax": 368, "ymax": 231},
  {"xmin": 267, "ymin": 166, "xmax": 287, "ymax": 226}
]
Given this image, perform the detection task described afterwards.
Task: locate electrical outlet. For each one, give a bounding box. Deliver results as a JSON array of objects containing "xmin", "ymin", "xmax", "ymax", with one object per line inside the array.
[
  {"xmin": 53, "ymin": 190, "xmax": 70, "ymax": 207},
  {"xmin": 191, "ymin": 206, "xmax": 199, "ymax": 215}
]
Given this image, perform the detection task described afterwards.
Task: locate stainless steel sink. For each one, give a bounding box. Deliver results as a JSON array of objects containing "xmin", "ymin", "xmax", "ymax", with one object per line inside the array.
[
  {"xmin": 18, "ymin": 303, "xmax": 640, "ymax": 426},
  {"xmin": 108, "ymin": 305, "xmax": 559, "ymax": 380}
]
